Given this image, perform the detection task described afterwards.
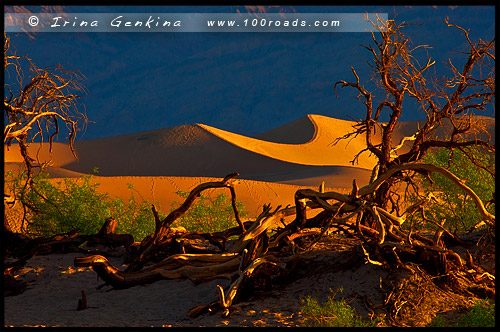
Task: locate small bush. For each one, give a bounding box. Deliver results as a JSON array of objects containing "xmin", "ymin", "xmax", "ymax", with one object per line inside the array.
[
  {"xmin": 429, "ymin": 299, "xmax": 495, "ymax": 327},
  {"xmin": 455, "ymin": 299, "xmax": 495, "ymax": 327},
  {"xmin": 170, "ymin": 190, "xmax": 248, "ymax": 233},
  {"xmin": 108, "ymin": 189, "xmax": 156, "ymax": 242},
  {"xmin": 299, "ymin": 288, "xmax": 378, "ymax": 327},
  {"xmin": 428, "ymin": 315, "xmax": 447, "ymax": 327},
  {"xmin": 5, "ymin": 171, "xmax": 155, "ymax": 241},
  {"xmin": 6, "ymin": 172, "xmax": 249, "ymax": 241},
  {"xmin": 408, "ymin": 145, "xmax": 495, "ymax": 231}
]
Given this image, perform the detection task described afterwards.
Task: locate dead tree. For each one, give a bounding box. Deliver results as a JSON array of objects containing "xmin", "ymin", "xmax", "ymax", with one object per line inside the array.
[
  {"xmin": 4, "ymin": 32, "xmax": 86, "ymax": 233},
  {"xmin": 333, "ymin": 18, "xmax": 495, "ymax": 221},
  {"xmin": 4, "ymin": 32, "xmax": 86, "ymax": 182}
]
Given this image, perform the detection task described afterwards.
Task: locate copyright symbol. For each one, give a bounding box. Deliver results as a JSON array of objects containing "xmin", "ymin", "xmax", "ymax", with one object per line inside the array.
[{"xmin": 28, "ymin": 16, "xmax": 39, "ymax": 27}]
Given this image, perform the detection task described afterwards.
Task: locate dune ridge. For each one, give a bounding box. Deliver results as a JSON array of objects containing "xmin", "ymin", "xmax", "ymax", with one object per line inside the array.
[
  {"xmin": 198, "ymin": 114, "xmax": 378, "ymax": 168},
  {"xmin": 4, "ymin": 114, "xmax": 494, "ymax": 191}
]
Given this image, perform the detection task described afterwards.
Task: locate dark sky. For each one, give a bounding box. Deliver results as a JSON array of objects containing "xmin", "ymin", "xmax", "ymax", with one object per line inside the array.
[{"xmin": 4, "ymin": 5, "xmax": 495, "ymax": 140}]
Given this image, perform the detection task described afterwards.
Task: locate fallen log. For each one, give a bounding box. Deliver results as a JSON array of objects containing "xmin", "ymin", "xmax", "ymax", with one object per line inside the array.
[
  {"xmin": 74, "ymin": 253, "xmax": 241, "ymax": 288},
  {"xmin": 84, "ymin": 217, "xmax": 135, "ymax": 249},
  {"xmin": 4, "ymin": 217, "xmax": 136, "ymax": 290},
  {"xmin": 3, "ymin": 272, "xmax": 27, "ymax": 297},
  {"xmin": 5, "ymin": 230, "xmax": 85, "ymax": 273}
]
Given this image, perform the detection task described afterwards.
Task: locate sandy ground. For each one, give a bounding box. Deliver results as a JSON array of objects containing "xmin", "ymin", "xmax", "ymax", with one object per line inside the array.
[
  {"xmin": 4, "ymin": 237, "xmax": 389, "ymax": 327},
  {"xmin": 5, "ymin": 232, "xmax": 492, "ymax": 327},
  {"xmin": 4, "ymin": 251, "xmax": 233, "ymax": 327}
]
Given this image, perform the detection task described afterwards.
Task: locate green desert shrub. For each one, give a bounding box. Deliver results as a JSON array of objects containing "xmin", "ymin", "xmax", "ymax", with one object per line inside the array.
[
  {"xmin": 170, "ymin": 190, "xmax": 248, "ymax": 233},
  {"xmin": 408, "ymin": 145, "xmax": 495, "ymax": 231},
  {"xmin": 5, "ymin": 171, "xmax": 154, "ymax": 241},
  {"xmin": 429, "ymin": 299, "xmax": 495, "ymax": 327},
  {"xmin": 6, "ymin": 172, "xmax": 249, "ymax": 240},
  {"xmin": 107, "ymin": 186, "xmax": 156, "ymax": 242},
  {"xmin": 455, "ymin": 299, "xmax": 495, "ymax": 327},
  {"xmin": 299, "ymin": 288, "xmax": 379, "ymax": 327}
]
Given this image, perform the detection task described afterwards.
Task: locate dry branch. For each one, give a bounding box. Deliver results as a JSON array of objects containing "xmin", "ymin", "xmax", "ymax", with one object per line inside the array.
[
  {"xmin": 74, "ymin": 253, "xmax": 241, "ymax": 288},
  {"xmin": 156, "ymin": 172, "xmax": 240, "ymax": 240},
  {"xmin": 4, "ymin": 33, "xmax": 86, "ymax": 184},
  {"xmin": 126, "ymin": 173, "xmax": 242, "ymax": 272}
]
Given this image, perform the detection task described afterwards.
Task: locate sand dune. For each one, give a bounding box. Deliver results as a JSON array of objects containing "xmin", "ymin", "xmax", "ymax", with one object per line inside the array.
[
  {"xmin": 5, "ymin": 114, "xmax": 379, "ymax": 188},
  {"xmin": 4, "ymin": 142, "xmax": 78, "ymax": 166},
  {"xmin": 66, "ymin": 122, "xmax": 373, "ymax": 179},
  {"xmin": 253, "ymin": 114, "xmax": 316, "ymax": 144},
  {"xmin": 65, "ymin": 114, "xmax": 381, "ymax": 179},
  {"xmin": 4, "ymin": 113, "xmax": 494, "ymax": 223},
  {"xmin": 5, "ymin": 114, "xmax": 493, "ymax": 180}
]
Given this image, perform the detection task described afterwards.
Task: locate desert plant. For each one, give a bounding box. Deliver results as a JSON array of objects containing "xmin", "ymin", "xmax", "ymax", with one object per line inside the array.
[
  {"xmin": 108, "ymin": 190, "xmax": 156, "ymax": 242},
  {"xmin": 454, "ymin": 299, "xmax": 495, "ymax": 327},
  {"xmin": 170, "ymin": 190, "xmax": 248, "ymax": 233},
  {"xmin": 299, "ymin": 288, "xmax": 379, "ymax": 327},
  {"xmin": 429, "ymin": 299, "xmax": 495, "ymax": 327},
  {"xmin": 334, "ymin": 18, "xmax": 494, "ymax": 225},
  {"xmin": 428, "ymin": 315, "xmax": 448, "ymax": 327},
  {"xmin": 5, "ymin": 171, "xmax": 155, "ymax": 241},
  {"xmin": 6, "ymin": 171, "xmax": 106, "ymax": 236},
  {"xmin": 407, "ymin": 145, "xmax": 495, "ymax": 231}
]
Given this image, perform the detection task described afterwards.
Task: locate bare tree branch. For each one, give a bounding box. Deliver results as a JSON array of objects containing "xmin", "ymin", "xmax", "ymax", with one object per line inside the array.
[{"xmin": 4, "ymin": 32, "xmax": 87, "ymax": 183}]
